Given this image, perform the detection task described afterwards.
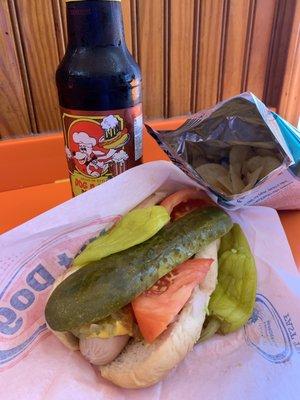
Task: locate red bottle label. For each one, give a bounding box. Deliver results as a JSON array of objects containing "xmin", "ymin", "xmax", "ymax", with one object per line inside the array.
[{"xmin": 61, "ymin": 104, "xmax": 143, "ymax": 196}]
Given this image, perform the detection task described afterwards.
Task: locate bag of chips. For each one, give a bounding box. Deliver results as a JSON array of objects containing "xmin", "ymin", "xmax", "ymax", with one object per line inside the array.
[{"xmin": 147, "ymin": 92, "xmax": 300, "ymax": 210}]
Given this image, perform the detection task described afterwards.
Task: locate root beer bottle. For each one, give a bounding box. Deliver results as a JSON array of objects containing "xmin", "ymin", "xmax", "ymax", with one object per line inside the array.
[{"xmin": 56, "ymin": 0, "xmax": 143, "ymax": 196}]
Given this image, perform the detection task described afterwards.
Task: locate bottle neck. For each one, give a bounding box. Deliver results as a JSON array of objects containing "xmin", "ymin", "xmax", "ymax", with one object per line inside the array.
[{"xmin": 66, "ymin": 0, "xmax": 125, "ymax": 48}]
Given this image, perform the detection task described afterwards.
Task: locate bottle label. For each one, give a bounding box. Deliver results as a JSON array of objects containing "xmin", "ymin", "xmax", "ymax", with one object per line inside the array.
[{"xmin": 61, "ymin": 104, "xmax": 143, "ymax": 196}]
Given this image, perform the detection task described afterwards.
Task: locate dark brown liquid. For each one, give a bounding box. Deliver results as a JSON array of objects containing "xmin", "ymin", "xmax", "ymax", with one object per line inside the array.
[{"xmin": 56, "ymin": 0, "xmax": 142, "ymax": 111}]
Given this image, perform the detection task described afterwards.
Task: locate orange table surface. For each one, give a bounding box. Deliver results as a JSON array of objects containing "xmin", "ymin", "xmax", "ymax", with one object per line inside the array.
[{"xmin": 1, "ymin": 117, "xmax": 299, "ymax": 270}]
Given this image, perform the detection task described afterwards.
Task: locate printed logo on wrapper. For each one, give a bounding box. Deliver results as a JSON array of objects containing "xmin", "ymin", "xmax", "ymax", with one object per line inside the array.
[
  {"xmin": 244, "ymin": 294, "xmax": 296, "ymax": 363},
  {"xmin": 0, "ymin": 216, "xmax": 119, "ymax": 370},
  {"xmin": 62, "ymin": 105, "xmax": 143, "ymax": 196}
]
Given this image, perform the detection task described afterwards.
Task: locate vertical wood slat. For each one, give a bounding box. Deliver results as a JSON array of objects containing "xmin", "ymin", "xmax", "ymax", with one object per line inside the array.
[
  {"xmin": 245, "ymin": 0, "xmax": 277, "ymax": 99},
  {"xmin": 121, "ymin": 0, "xmax": 132, "ymax": 53},
  {"xmin": 163, "ymin": 0, "xmax": 169, "ymax": 117},
  {"xmin": 190, "ymin": 0, "xmax": 200, "ymax": 113},
  {"xmin": 241, "ymin": 0, "xmax": 256, "ymax": 91},
  {"xmin": 52, "ymin": 0, "xmax": 66, "ymax": 60},
  {"xmin": 265, "ymin": 0, "xmax": 296, "ymax": 108},
  {"xmin": 129, "ymin": 0, "xmax": 138, "ymax": 60},
  {"xmin": 195, "ymin": 0, "xmax": 225, "ymax": 110},
  {"xmin": 136, "ymin": 0, "xmax": 165, "ymax": 118},
  {"xmin": 0, "ymin": 0, "xmax": 31, "ymax": 138},
  {"xmin": 8, "ymin": 0, "xmax": 37, "ymax": 133},
  {"xmin": 168, "ymin": 0, "xmax": 195, "ymax": 117},
  {"xmin": 278, "ymin": 0, "xmax": 300, "ymax": 127},
  {"xmin": 59, "ymin": 0, "xmax": 67, "ymax": 44},
  {"xmin": 220, "ymin": 0, "xmax": 251, "ymax": 99},
  {"xmin": 15, "ymin": 0, "xmax": 61, "ymax": 132}
]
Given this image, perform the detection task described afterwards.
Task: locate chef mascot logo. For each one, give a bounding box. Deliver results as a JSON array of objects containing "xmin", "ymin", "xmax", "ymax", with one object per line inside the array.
[{"xmin": 65, "ymin": 115, "xmax": 129, "ymax": 194}]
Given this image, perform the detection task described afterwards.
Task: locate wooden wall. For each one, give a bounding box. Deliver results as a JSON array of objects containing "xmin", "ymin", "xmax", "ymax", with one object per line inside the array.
[{"xmin": 0, "ymin": 0, "xmax": 298, "ymax": 139}]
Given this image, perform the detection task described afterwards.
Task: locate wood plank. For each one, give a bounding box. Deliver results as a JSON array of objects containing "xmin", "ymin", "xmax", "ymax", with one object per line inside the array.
[
  {"xmin": 278, "ymin": 0, "xmax": 300, "ymax": 126},
  {"xmin": 190, "ymin": 0, "xmax": 200, "ymax": 112},
  {"xmin": 59, "ymin": 0, "xmax": 67, "ymax": 44},
  {"xmin": 0, "ymin": 1, "xmax": 31, "ymax": 138},
  {"xmin": 130, "ymin": 0, "xmax": 138, "ymax": 61},
  {"xmin": 265, "ymin": 0, "xmax": 296, "ymax": 108},
  {"xmin": 195, "ymin": 0, "xmax": 225, "ymax": 110},
  {"xmin": 52, "ymin": 0, "xmax": 66, "ymax": 60},
  {"xmin": 136, "ymin": 0, "xmax": 165, "ymax": 118},
  {"xmin": 15, "ymin": 0, "xmax": 61, "ymax": 132},
  {"xmin": 221, "ymin": 0, "xmax": 251, "ymax": 99},
  {"xmin": 168, "ymin": 0, "xmax": 195, "ymax": 117},
  {"xmin": 8, "ymin": 0, "xmax": 37, "ymax": 133},
  {"xmin": 121, "ymin": 0, "xmax": 132, "ymax": 53},
  {"xmin": 245, "ymin": 0, "xmax": 276, "ymax": 99}
]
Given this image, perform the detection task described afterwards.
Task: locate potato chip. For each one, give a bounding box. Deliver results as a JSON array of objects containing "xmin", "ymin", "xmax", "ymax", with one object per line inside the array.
[
  {"xmin": 246, "ymin": 156, "xmax": 265, "ymax": 174},
  {"xmin": 216, "ymin": 174, "xmax": 233, "ymax": 195},
  {"xmin": 195, "ymin": 155, "xmax": 209, "ymax": 169},
  {"xmin": 262, "ymin": 156, "xmax": 281, "ymax": 176},
  {"xmin": 230, "ymin": 160, "xmax": 242, "ymax": 176},
  {"xmin": 196, "ymin": 163, "xmax": 228, "ymax": 190},
  {"xmin": 242, "ymin": 166, "xmax": 263, "ymax": 192},
  {"xmin": 229, "ymin": 163, "xmax": 245, "ymax": 193},
  {"xmin": 195, "ymin": 142, "xmax": 282, "ymax": 196},
  {"xmin": 241, "ymin": 162, "xmax": 249, "ymax": 181},
  {"xmin": 229, "ymin": 145, "xmax": 252, "ymax": 166},
  {"xmin": 256, "ymin": 148, "xmax": 278, "ymax": 157},
  {"xmin": 246, "ymin": 155, "xmax": 281, "ymax": 180},
  {"xmin": 229, "ymin": 145, "xmax": 254, "ymax": 193}
]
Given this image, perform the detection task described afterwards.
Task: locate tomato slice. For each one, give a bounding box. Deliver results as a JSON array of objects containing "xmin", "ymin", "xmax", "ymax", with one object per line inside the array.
[
  {"xmin": 132, "ymin": 258, "xmax": 213, "ymax": 343},
  {"xmin": 160, "ymin": 189, "xmax": 213, "ymax": 221}
]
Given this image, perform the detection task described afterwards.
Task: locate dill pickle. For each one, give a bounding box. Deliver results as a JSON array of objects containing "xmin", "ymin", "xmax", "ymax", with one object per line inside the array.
[{"xmin": 45, "ymin": 207, "xmax": 232, "ymax": 331}]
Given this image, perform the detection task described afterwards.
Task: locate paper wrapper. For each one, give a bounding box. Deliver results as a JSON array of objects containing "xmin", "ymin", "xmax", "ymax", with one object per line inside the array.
[
  {"xmin": 147, "ymin": 92, "xmax": 300, "ymax": 210},
  {"xmin": 1, "ymin": 161, "xmax": 300, "ymax": 400}
]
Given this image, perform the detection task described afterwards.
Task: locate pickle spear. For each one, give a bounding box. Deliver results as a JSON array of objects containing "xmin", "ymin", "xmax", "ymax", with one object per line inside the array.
[{"xmin": 45, "ymin": 207, "xmax": 232, "ymax": 332}]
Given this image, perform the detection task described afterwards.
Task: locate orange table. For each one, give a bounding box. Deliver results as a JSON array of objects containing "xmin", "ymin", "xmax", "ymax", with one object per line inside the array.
[{"xmin": 1, "ymin": 118, "xmax": 299, "ymax": 270}]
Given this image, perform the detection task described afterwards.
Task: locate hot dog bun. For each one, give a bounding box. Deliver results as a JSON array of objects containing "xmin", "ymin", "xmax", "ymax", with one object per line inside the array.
[{"xmin": 100, "ymin": 239, "xmax": 219, "ymax": 388}]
